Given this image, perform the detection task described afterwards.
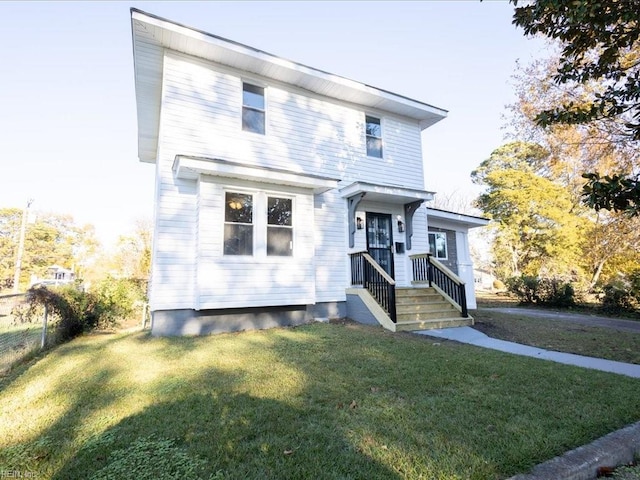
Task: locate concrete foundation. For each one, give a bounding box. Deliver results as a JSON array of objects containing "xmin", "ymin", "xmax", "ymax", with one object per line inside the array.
[{"xmin": 150, "ymin": 302, "xmax": 346, "ymax": 336}]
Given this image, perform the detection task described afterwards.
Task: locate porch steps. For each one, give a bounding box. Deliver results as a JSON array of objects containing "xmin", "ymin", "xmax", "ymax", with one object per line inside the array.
[{"xmin": 394, "ymin": 287, "xmax": 473, "ymax": 332}]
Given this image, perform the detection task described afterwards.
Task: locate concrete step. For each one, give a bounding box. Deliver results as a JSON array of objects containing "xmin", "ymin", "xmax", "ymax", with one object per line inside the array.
[
  {"xmin": 396, "ymin": 302, "xmax": 456, "ymax": 314},
  {"xmin": 396, "ymin": 309, "xmax": 462, "ymax": 322},
  {"xmin": 396, "ymin": 287, "xmax": 437, "ymax": 297},
  {"xmin": 395, "ymin": 317, "xmax": 474, "ymax": 332}
]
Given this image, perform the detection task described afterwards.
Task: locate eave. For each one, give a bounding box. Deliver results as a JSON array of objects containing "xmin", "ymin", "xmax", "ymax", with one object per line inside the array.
[
  {"xmin": 426, "ymin": 207, "xmax": 490, "ymax": 229},
  {"xmin": 131, "ymin": 8, "xmax": 448, "ymax": 164},
  {"xmin": 173, "ymin": 155, "xmax": 339, "ymax": 194}
]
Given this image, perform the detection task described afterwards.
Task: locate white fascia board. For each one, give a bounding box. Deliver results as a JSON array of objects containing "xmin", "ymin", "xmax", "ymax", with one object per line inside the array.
[
  {"xmin": 426, "ymin": 208, "xmax": 490, "ymax": 229},
  {"xmin": 173, "ymin": 155, "xmax": 339, "ymax": 194},
  {"xmin": 339, "ymin": 181, "xmax": 435, "ymax": 204}
]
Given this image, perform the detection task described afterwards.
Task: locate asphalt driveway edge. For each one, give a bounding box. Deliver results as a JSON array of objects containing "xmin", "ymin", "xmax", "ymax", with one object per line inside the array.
[{"xmin": 507, "ymin": 420, "xmax": 640, "ymax": 480}]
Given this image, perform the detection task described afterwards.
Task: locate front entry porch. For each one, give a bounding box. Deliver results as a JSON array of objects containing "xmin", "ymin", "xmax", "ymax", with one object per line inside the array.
[{"xmin": 346, "ymin": 251, "xmax": 473, "ymax": 332}]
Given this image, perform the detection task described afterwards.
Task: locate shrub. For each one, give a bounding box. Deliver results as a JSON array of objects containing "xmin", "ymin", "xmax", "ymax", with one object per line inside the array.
[
  {"xmin": 506, "ymin": 276, "xmax": 539, "ymax": 304},
  {"xmin": 492, "ymin": 279, "xmax": 506, "ymax": 291},
  {"xmin": 507, "ymin": 275, "xmax": 575, "ymax": 307},
  {"xmin": 92, "ymin": 277, "xmax": 147, "ymax": 325},
  {"xmin": 23, "ymin": 279, "xmax": 147, "ymax": 345},
  {"xmin": 26, "ymin": 285, "xmax": 112, "ymax": 344},
  {"xmin": 600, "ymin": 282, "xmax": 634, "ymax": 314}
]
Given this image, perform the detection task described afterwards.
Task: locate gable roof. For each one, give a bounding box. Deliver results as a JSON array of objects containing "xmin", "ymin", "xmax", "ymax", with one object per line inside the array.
[{"xmin": 131, "ymin": 8, "xmax": 448, "ymax": 163}]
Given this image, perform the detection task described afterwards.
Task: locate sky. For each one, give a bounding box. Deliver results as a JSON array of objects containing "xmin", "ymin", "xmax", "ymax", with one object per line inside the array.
[{"xmin": 0, "ymin": 1, "xmax": 546, "ymax": 246}]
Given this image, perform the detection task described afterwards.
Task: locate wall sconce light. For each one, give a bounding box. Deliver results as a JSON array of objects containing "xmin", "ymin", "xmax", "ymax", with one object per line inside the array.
[
  {"xmin": 397, "ymin": 219, "xmax": 405, "ymax": 232},
  {"xmin": 356, "ymin": 217, "xmax": 363, "ymax": 230}
]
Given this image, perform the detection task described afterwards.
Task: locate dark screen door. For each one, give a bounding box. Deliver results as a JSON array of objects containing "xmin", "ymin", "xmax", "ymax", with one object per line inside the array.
[{"xmin": 366, "ymin": 212, "xmax": 394, "ymax": 278}]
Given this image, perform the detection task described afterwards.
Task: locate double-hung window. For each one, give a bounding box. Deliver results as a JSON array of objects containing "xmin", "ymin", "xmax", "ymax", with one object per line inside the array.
[
  {"xmin": 428, "ymin": 232, "xmax": 447, "ymax": 260},
  {"xmin": 365, "ymin": 115, "xmax": 383, "ymax": 158},
  {"xmin": 267, "ymin": 196, "xmax": 293, "ymax": 256},
  {"xmin": 242, "ymin": 83, "xmax": 265, "ymax": 134},
  {"xmin": 224, "ymin": 192, "xmax": 253, "ymax": 255}
]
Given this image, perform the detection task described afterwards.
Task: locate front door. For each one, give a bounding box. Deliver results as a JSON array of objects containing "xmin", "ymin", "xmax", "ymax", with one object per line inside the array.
[{"xmin": 366, "ymin": 212, "xmax": 394, "ymax": 278}]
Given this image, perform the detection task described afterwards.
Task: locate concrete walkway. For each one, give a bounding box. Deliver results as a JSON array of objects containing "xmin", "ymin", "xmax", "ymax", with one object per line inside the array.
[{"xmin": 415, "ymin": 326, "xmax": 640, "ymax": 378}]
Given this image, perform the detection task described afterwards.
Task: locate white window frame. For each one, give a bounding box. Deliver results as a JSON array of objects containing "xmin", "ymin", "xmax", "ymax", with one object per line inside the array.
[
  {"xmin": 266, "ymin": 195, "xmax": 294, "ymax": 257},
  {"xmin": 365, "ymin": 115, "xmax": 383, "ymax": 158},
  {"xmin": 242, "ymin": 81, "xmax": 266, "ymax": 135},
  {"xmin": 428, "ymin": 231, "xmax": 448, "ymax": 260},
  {"xmin": 222, "ymin": 189, "xmax": 296, "ymax": 258},
  {"xmin": 223, "ymin": 191, "xmax": 254, "ymax": 256}
]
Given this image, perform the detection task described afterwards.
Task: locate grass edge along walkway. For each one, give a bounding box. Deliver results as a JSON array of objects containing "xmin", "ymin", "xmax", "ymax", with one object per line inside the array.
[{"xmin": 1, "ymin": 321, "xmax": 640, "ymax": 480}]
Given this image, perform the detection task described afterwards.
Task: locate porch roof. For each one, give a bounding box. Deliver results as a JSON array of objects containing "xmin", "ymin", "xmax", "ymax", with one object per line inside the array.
[
  {"xmin": 339, "ymin": 181, "xmax": 435, "ymax": 204},
  {"xmin": 426, "ymin": 207, "xmax": 489, "ymax": 229},
  {"xmin": 173, "ymin": 155, "xmax": 339, "ymax": 194}
]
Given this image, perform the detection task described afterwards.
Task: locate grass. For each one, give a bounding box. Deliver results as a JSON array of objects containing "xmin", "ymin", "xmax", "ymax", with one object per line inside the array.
[
  {"xmin": 0, "ymin": 324, "xmax": 42, "ymax": 373},
  {"xmin": 474, "ymin": 291, "xmax": 640, "ymax": 364},
  {"xmin": 1, "ymin": 322, "xmax": 640, "ymax": 480}
]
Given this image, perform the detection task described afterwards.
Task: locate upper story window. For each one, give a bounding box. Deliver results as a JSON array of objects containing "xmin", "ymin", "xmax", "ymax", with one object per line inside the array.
[
  {"xmin": 224, "ymin": 192, "xmax": 253, "ymax": 255},
  {"xmin": 428, "ymin": 232, "xmax": 448, "ymax": 260},
  {"xmin": 267, "ymin": 197, "xmax": 293, "ymax": 256},
  {"xmin": 242, "ymin": 83, "xmax": 265, "ymax": 134},
  {"xmin": 365, "ymin": 115, "xmax": 383, "ymax": 158}
]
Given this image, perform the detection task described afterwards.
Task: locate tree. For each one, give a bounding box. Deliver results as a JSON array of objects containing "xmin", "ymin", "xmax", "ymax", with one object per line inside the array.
[
  {"xmin": 511, "ymin": 0, "xmax": 640, "ymax": 215},
  {"xmin": 0, "ymin": 208, "xmax": 99, "ymax": 292},
  {"xmin": 472, "ymin": 142, "xmax": 587, "ymax": 279},
  {"xmin": 506, "ymin": 52, "xmax": 640, "ymax": 287}
]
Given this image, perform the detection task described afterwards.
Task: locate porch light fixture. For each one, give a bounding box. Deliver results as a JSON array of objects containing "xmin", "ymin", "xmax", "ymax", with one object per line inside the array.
[
  {"xmin": 356, "ymin": 217, "xmax": 363, "ymax": 229},
  {"xmin": 397, "ymin": 219, "xmax": 405, "ymax": 232}
]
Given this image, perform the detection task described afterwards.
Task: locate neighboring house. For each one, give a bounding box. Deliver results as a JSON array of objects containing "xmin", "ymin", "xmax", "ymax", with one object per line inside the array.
[
  {"xmin": 30, "ymin": 265, "xmax": 76, "ymax": 288},
  {"xmin": 474, "ymin": 268, "xmax": 497, "ymax": 291},
  {"xmin": 131, "ymin": 10, "xmax": 487, "ymax": 336}
]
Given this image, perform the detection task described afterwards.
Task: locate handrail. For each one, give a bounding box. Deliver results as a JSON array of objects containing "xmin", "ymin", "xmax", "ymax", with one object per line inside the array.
[
  {"xmin": 409, "ymin": 253, "xmax": 468, "ymax": 318},
  {"xmin": 349, "ymin": 251, "xmax": 396, "ymax": 322}
]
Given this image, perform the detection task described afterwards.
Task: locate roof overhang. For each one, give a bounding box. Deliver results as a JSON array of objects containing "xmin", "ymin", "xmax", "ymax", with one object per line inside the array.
[
  {"xmin": 131, "ymin": 9, "xmax": 448, "ymax": 163},
  {"xmin": 426, "ymin": 207, "xmax": 489, "ymax": 229},
  {"xmin": 339, "ymin": 181, "xmax": 434, "ymax": 205},
  {"xmin": 173, "ymin": 155, "xmax": 339, "ymax": 194}
]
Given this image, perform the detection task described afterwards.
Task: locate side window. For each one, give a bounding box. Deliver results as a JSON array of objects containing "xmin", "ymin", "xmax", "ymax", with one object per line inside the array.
[
  {"xmin": 267, "ymin": 197, "xmax": 293, "ymax": 256},
  {"xmin": 242, "ymin": 83, "xmax": 265, "ymax": 134},
  {"xmin": 224, "ymin": 192, "xmax": 253, "ymax": 255},
  {"xmin": 428, "ymin": 232, "xmax": 447, "ymax": 260},
  {"xmin": 365, "ymin": 115, "xmax": 383, "ymax": 158}
]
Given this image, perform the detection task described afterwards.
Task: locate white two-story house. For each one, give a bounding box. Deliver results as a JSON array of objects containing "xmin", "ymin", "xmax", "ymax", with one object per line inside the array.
[{"xmin": 131, "ymin": 9, "xmax": 487, "ymax": 336}]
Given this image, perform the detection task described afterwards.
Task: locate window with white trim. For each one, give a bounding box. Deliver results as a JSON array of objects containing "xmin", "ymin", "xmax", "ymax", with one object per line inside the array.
[
  {"xmin": 365, "ymin": 115, "xmax": 383, "ymax": 158},
  {"xmin": 224, "ymin": 192, "xmax": 253, "ymax": 255},
  {"xmin": 242, "ymin": 83, "xmax": 265, "ymax": 134},
  {"xmin": 428, "ymin": 232, "xmax": 447, "ymax": 260},
  {"xmin": 267, "ymin": 196, "xmax": 293, "ymax": 256}
]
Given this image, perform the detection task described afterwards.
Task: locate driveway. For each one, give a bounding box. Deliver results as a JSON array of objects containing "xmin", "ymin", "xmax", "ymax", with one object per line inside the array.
[{"xmin": 483, "ymin": 307, "xmax": 640, "ymax": 334}]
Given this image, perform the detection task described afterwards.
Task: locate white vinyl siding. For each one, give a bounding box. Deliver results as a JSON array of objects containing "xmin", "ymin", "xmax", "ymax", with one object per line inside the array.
[
  {"xmin": 148, "ymin": 49, "xmax": 428, "ymax": 310},
  {"xmin": 196, "ymin": 178, "xmax": 315, "ymax": 308}
]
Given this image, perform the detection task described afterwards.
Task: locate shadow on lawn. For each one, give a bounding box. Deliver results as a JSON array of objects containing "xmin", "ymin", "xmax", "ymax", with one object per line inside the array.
[
  {"xmin": 54, "ymin": 374, "xmax": 403, "ymax": 480},
  {"xmin": 8, "ymin": 323, "xmax": 638, "ymax": 479}
]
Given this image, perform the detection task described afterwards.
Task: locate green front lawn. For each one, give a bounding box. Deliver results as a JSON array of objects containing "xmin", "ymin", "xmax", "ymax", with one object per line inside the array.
[
  {"xmin": 472, "ymin": 309, "xmax": 640, "ymax": 365},
  {"xmin": 2, "ymin": 322, "xmax": 640, "ymax": 479}
]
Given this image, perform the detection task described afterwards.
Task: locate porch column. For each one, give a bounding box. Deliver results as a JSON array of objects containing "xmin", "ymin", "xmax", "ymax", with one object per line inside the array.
[
  {"xmin": 403, "ymin": 200, "xmax": 424, "ymax": 250},
  {"xmin": 347, "ymin": 193, "xmax": 366, "ymax": 248}
]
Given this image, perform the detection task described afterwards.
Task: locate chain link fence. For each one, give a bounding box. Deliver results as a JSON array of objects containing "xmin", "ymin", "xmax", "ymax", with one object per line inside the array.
[
  {"xmin": 1, "ymin": 293, "xmax": 151, "ymax": 373},
  {"xmin": 0, "ymin": 293, "xmax": 49, "ymax": 373}
]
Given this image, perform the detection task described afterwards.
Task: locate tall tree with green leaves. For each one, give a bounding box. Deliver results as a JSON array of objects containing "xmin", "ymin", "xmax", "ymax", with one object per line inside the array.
[
  {"xmin": 511, "ymin": 0, "xmax": 640, "ymax": 215},
  {"xmin": 506, "ymin": 51, "xmax": 640, "ymax": 287},
  {"xmin": 472, "ymin": 142, "xmax": 587, "ymax": 280},
  {"xmin": 0, "ymin": 208, "xmax": 99, "ymax": 292}
]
